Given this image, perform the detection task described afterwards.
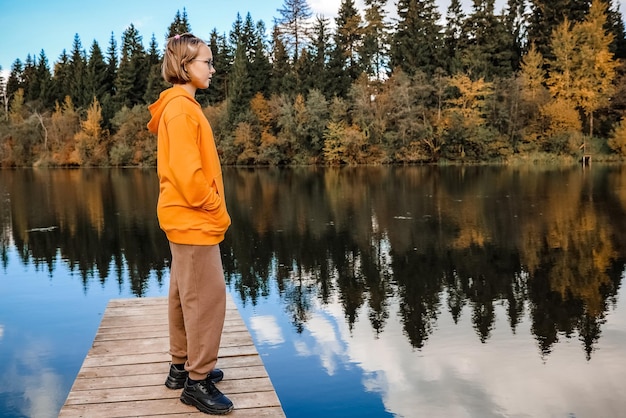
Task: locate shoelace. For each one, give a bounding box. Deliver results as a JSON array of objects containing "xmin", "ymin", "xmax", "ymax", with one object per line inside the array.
[{"xmin": 198, "ymin": 379, "xmax": 223, "ymax": 396}]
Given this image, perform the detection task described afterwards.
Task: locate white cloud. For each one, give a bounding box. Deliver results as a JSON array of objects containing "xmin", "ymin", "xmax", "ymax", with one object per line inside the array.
[{"xmin": 308, "ymin": 0, "xmax": 346, "ymax": 17}]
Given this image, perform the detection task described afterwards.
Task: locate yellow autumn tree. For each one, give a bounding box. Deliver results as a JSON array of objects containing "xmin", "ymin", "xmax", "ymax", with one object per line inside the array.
[
  {"xmin": 73, "ymin": 96, "xmax": 107, "ymax": 165},
  {"xmin": 546, "ymin": 18, "xmax": 578, "ymax": 102},
  {"xmin": 9, "ymin": 88, "xmax": 24, "ymax": 124},
  {"xmin": 520, "ymin": 43, "xmax": 548, "ymax": 104},
  {"xmin": 573, "ymin": 0, "xmax": 617, "ymax": 137},
  {"xmin": 233, "ymin": 121, "xmax": 258, "ymax": 164},
  {"xmin": 447, "ymin": 74, "xmax": 492, "ymax": 125},
  {"xmin": 543, "ymin": 19, "xmax": 583, "ymax": 151},
  {"xmin": 49, "ymin": 96, "xmax": 80, "ymax": 164},
  {"xmin": 608, "ymin": 117, "xmax": 626, "ymax": 155},
  {"xmin": 539, "ymin": 98, "xmax": 582, "ymax": 152},
  {"xmin": 323, "ymin": 121, "xmax": 347, "ymax": 165},
  {"xmin": 518, "ymin": 43, "xmax": 551, "ymax": 147},
  {"xmin": 546, "ymin": 0, "xmax": 616, "ymax": 138},
  {"xmin": 250, "ymin": 92, "xmax": 273, "ymax": 132},
  {"xmin": 444, "ymin": 74, "xmax": 494, "ymax": 158}
]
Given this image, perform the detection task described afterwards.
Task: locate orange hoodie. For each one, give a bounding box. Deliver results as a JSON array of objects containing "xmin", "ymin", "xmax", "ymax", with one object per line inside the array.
[{"xmin": 147, "ymin": 85, "xmax": 230, "ymax": 245}]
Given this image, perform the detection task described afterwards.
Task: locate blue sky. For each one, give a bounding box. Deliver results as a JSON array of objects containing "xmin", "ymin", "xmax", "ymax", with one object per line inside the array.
[
  {"xmin": 0, "ymin": 0, "xmax": 505, "ymax": 74},
  {"xmin": 0, "ymin": 0, "xmax": 624, "ymax": 75},
  {"xmin": 0, "ymin": 0, "xmax": 282, "ymax": 72}
]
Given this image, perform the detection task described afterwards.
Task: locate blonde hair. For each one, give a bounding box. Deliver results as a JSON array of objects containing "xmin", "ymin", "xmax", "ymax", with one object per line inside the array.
[{"xmin": 162, "ymin": 33, "xmax": 207, "ymax": 84}]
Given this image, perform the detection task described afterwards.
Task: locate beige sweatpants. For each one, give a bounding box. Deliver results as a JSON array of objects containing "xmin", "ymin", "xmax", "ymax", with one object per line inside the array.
[{"xmin": 168, "ymin": 242, "xmax": 226, "ymax": 381}]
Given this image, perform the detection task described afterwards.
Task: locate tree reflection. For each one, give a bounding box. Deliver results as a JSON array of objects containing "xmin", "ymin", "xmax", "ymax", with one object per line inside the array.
[
  {"xmin": 0, "ymin": 165, "xmax": 624, "ymax": 359},
  {"xmin": 0, "ymin": 168, "xmax": 170, "ymax": 296},
  {"xmin": 221, "ymin": 166, "xmax": 626, "ymax": 360}
]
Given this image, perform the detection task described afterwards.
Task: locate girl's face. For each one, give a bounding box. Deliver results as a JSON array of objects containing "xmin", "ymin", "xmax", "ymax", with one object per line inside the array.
[{"xmin": 186, "ymin": 44, "xmax": 216, "ymax": 91}]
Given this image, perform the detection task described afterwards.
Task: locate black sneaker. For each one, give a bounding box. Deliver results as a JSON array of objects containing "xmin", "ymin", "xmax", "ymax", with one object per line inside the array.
[
  {"xmin": 165, "ymin": 364, "xmax": 224, "ymax": 389},
  {"xmin": 180, "ymin": 378, "xmax": 234, "ymax": 415}
]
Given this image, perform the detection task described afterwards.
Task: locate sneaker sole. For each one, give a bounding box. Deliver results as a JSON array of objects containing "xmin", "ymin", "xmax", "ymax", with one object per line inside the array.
[
  {"xmin": 180, "ymin": 392, "xmax": 234, "ymax": 415},
  {"xmin": 165, "ymin": 377, "xmax": 184, "ymax": 390}
]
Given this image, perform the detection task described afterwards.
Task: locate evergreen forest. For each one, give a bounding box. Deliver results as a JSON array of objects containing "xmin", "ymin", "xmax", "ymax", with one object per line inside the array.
[{"xmin": 2, "ymin": 0, "xmax": 626, "ymax": 167}]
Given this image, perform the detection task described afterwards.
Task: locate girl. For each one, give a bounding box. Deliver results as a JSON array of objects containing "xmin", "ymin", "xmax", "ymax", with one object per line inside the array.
[{"xmin": 147, "ymin": 33, "xmax": 233, "ymax": 415}]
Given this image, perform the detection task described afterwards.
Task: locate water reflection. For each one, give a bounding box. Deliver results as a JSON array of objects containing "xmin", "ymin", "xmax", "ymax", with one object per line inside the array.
[
  {"xmin": 0, "ymin": 168, "xmax": 170, "ymax": 294},
  {"xmin": 0, "ymin": 166, "xmax": 625, "ymax": 417},
  {"xmin": 222, "ymin": 166, "xmax": 626, "ymax": 361}
]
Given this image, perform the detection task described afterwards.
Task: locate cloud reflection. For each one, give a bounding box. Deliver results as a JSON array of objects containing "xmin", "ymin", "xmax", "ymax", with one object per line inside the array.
[
  {"xmin": 295, "ymin": 294, "xmax": 626, "ymax": 418},
  {"xmin": 1, "ymin": 335, "xmax": 66, "ymax": 418},
  {"xmin": 250, "ymin": 315, "xmax": 285, "ymax": 346},
  {"xmin": 22, "ymin": 370, "xmax": 65, "ymax": 418},
  {"xmin": 297, "ymin": 312, "xmax": 345, "ymax": 375}
]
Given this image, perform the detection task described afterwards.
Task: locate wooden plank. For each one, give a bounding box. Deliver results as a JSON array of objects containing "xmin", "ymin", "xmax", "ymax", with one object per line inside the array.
[
  {"xmin": 72, "ymin": 366, "xmax": 270, "ymax": 391},
  {"xmin": 59, "ymin": 403, "xmax": 284, "ymax": 417},
  {"xmin": 64, "ymin": 377, "xmax": 277, "ymax": 404},
  {"xmin": 59, "ymin": 295, "xmax": 285, "ymax": 417}
]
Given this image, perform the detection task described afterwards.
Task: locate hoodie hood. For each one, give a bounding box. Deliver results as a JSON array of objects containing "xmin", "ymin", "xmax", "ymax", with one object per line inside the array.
[{"xmin": 147, "ymin": 85, "xmax": 197, "ymax": 134}]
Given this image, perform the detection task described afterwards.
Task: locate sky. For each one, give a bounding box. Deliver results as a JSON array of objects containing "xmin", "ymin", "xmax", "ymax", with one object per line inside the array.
[
  {"xmin": 0, "ymin": 0, "xmax": 625, "ymax": 77},
  {"xmin": 0, "ymin": 0, "xmax": 500, "ymax": 75}
]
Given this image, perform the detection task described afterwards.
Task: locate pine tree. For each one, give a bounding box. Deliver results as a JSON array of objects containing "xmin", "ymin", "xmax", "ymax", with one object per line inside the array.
[
  {"xmin": 241, "ymin": 13, "xmax": 257, "ymax": 60},
  {"xmin": 443, "ymin": 0, "xmax": 465, "ymax": 75},
  {"xmin": 68, "ymin": 33, "xmax": 88, "ymax": 108},
  {"xmin": 307, "ymin": 16, "xmax": 332, "ymax": 95},
  {"xmin": 270, "ymin": 24, "xmax": 296, "ymax": 96},
  {"xmin": 249, "ymin": 21, "xmax": 272, "ymax": 97},
  {"xmin": 85, "ymin": 41, "xmax": 108, "ymax": 103},
  {"xmin": 276, "ymin": 0, "xmax": 312, "ymax": 61},
  {"xmin": 390, "ymin": 0, "xmax": 443, "ymax": 76},
  {"xmin": 115, "ymin": 24, "xmax": 147, "ymax": 109},
  {"xmin": 360, "ymin": 0, "xmax": 389, "ymax": 80},
  {"xmin": 527, "ymin": 0, "xmax": 592, "ymax": 60},
  {"xmin": 100, "ymin": 33, "xmax": 119, "ymax": 128},
  {"xmin": 105, "ymin": 32, "xmax": 118, "ymax": 95},
  {"xmin": 460, "ymin": 0, "xmax": 515, "ymax": 80},
  {"xmin": 504, "ymin": 0, "xmax": 528, "ymax": 69},
  {"xmin": 0, "ymin": 67, "xmax": 7, "ymax": 120},
  {"xmin": 229, "ymin": 13, "xmax": 244, "ymax": 51},
  {"xmin": 326, "ymin": 0, "xmax": 364, "ymax": 98},
  {"xmin": 208, "ymin": 29, "xmax": 230, "ymax": 103},
  {"xmin": 335, "ymin": 0, "xmax": 364, "ymax": 81},
  {"xmin": 35, "ymin": 50, "xmax": 53, "ymax": 108},
  {"xmin": 144, "ymin": 34, "xmax": 167, "ymax": 105},
  {"xmin": 223, "ymin": 13, "xmax": 262, "ymax": 118},
  {"xmin": 166, "ymin": 8, "xmax": 192, "ymax": 38},
  {"xmin": 6, "ymin": 59, "xmax": 24, "ymax": 109},
  {"xmin": 228, "ymin": 43, "xmax": 253, "ymax": 125},
  {"xmin": 22, "ymin": 54, "xmax": 38, "ymax": 103},
  {"xmin": 51, "ymin": 51, "xmax": 71, "ymax": 106},
  {"xmin": 294, "ymin": 48, "xmax": 314, "ymax": 94},
  {"xmin": 605, "ymin": 0, "xmax": 626, "ymax": 58},
  {"xmin": 145, "ymin": 34, "xmax": 161, "ymax": 69},
  {"xmin": 326, "ymin": 40, "xmax": 352, "ymax": 98}
]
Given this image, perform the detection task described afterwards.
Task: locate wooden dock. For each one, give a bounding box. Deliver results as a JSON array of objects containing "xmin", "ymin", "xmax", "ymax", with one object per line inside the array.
[{"xmin": 59, "ymin": 296, "xmax": 285, "ymax": 417}]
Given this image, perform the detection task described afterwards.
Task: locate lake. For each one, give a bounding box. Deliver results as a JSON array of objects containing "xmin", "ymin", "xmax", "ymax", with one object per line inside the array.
[{"xmin": 0, "ymin": 166, "xmax": 625, "ymax": 418}]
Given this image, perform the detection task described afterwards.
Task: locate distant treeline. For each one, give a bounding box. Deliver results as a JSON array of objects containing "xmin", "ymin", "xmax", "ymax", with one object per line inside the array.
[{"xmin": 2, "ymin": 0, "xmax": 626, "ymax": 167}]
